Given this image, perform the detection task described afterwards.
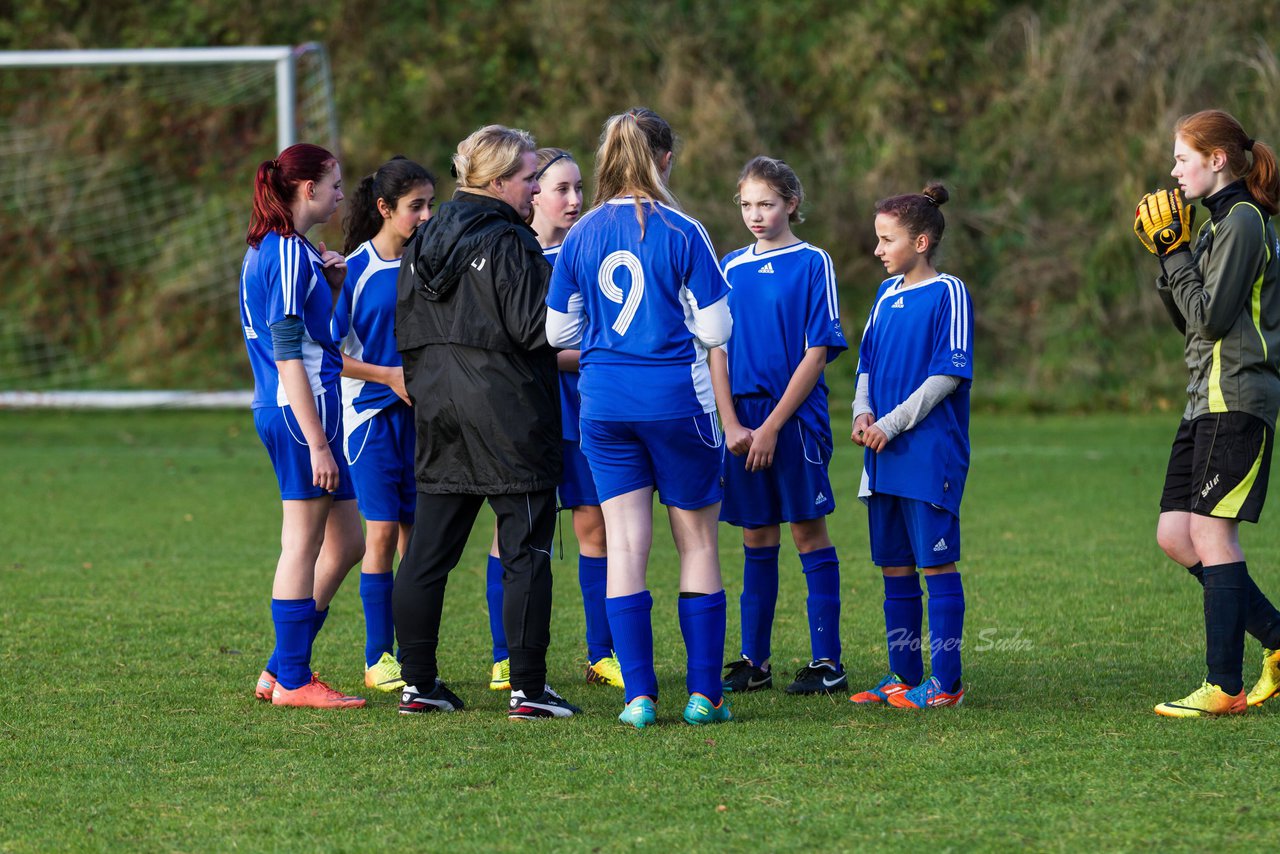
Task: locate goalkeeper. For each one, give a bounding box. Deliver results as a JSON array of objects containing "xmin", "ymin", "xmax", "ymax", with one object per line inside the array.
[{"xmin": 1134, "ymin": 109, "xmax": 1280, "ymax": 717}]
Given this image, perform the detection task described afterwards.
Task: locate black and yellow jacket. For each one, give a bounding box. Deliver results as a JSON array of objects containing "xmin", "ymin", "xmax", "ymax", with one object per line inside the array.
[{"xmin": 1157, "ymin": 180, "xmax": 1280, "ymax": 428}]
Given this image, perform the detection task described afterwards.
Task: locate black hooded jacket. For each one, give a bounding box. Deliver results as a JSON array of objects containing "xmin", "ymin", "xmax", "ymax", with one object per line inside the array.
[{"xmin": 395, "ymin": 191, "xmax": 561, "ymax": 494}]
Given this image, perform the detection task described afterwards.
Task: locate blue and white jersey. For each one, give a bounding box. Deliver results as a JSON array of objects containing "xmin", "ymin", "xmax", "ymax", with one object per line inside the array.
[
  {"xmin": 857, "ymin": 273, "xmax": 973, "ymax": 514},
  {"xmin": 240, "ymin": 231, "xmax": 343, "ymax": 409},
  {"xmin": 547, "ymin": 198, "xmax": 731, "ymax": 421},
  {"xmin": 721, "ymin": 241, "xmax": 846, "ymax": 443},
  {"xmin": 545, "ymin": 242, "xmax": 584, "ymax": 441},
  {"xmin": 331, "ymin": 240, "xmax": 403, "ymax": 435}
]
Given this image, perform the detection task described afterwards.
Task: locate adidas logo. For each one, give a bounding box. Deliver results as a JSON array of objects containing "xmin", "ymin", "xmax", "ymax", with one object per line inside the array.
[
  {"xmin": 891, "ymin": 296, "xmax": 905, "ymax": 309},
  {"xmin": 815, "ymin": 492, "xmax": 827, "ymax": 505},
  {"xmin": 932, "ymin": 538, "xmax": 948, "ymax": 552},
  {"xmin": 757, "ymin": 262, "xmax": 775, "ymax": 274}
]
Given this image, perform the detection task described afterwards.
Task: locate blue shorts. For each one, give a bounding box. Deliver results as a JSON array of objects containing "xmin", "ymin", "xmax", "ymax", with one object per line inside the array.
[
  {"xmin": 580, "ymin": 413, "xmax": 723, "ymax": 510},
  {"xmin": 721, "ymin": 398, "xmax": 835, "ymax": 528},
  {"xmin": 253, "ymin": 387, "xmax": 356, "ymax": 501},
  {"xmin": 559, "ymin": 438, "xmax": 600, "ymax": 509},
  {"xmin": 345, "ymin": 402, "xmax": 416, "ymax": 523},
  {"xmin": 867, "ymin": 493, "xmax": 960, "ymax": 568}
]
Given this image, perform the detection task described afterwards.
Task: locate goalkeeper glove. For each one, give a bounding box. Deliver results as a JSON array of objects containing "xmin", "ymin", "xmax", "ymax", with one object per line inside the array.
[{"xmin": 1134, "ymin": 188, "xmax": 1195, "ymax": 256}]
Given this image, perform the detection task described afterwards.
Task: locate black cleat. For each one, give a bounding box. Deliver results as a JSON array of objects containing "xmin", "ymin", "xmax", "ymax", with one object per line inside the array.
[
  {"xmin": 399, "ymin": 680, "xmax": 465, "ymax": 714},
  {"xmin": 785, "ymin": 659, "xmax": 848, "ymax": 695},
  {"xmin": 722, "ymin": 656, "xmax": 773, "ymax": 693},
  {"xmin": 509, "ymin": 685, "xmax": 581, "ymax": 720}
]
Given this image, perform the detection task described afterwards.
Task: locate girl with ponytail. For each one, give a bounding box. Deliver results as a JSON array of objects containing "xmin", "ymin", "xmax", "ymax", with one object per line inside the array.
[
  {"xmin": 545, "ymin": 108, "xmax": 734, "ymax": 728},
  {"xmin": 1134, "ymin": 109, "xmax": 1280, "ymax": 717},
  {"xmin": 331, "ymin": 156, "xmax": 436, "ymax": 694},
  {"xmin": 240, "ymin": 142, "xmax": 367, "ymax": 709}
]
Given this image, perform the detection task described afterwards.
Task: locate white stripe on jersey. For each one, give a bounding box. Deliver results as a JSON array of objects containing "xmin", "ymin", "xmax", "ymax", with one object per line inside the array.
[
  {"xmin": 240, "ymin": 254, "xmax": 257, "ymax": 337},
  {"xmin": 940, "ymin": 274, "xmax": 970, "ymax": 352},
  {"xmin": 279, "ymin": 237, "xmax": 296, "ymax": 313}
]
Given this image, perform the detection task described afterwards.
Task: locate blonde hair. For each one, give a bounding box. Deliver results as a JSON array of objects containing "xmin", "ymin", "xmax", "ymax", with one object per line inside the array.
[
  {"xmin": 452, "ymin": 124, "xmax": 537, "ymax": 190},
  {"xmin": 593, "ymin": 108, "xmax": 677, "ymax": 234}
]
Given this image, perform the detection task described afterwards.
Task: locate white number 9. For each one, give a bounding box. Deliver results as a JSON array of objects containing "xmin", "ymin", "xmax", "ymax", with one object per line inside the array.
[{"xmin": 597, "ymin": 250, "xmax": 644, "ymax": 336}]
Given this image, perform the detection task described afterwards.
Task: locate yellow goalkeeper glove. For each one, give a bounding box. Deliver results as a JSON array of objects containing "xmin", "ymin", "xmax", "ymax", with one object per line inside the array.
[{"xmin": 1134, "ymin": 188, "xmax": 1195, "ymax": 256}]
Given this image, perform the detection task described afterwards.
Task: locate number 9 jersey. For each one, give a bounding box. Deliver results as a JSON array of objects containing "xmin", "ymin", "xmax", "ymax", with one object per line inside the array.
[{"xmin": 546, "ymin": 198, "xmax": 732, "ymax": 421}]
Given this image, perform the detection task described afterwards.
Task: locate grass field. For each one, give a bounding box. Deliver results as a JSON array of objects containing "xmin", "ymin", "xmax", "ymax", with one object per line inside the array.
[{"xmin": 2, "ymin": 409, "xmax": 1279, "ymax": 852}]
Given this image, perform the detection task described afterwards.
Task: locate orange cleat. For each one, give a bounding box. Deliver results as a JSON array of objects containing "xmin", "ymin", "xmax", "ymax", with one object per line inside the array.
[
  {"xmin": 254, "ymin": 670, "xmax": 277, "ymax": 701},
  {"xmin": 271, "ymin": 674, "xmax": 366, "ymax": 709},
  {"xmin": 888, "ymin": 675, "xmax": 964, "ymax": 709}
]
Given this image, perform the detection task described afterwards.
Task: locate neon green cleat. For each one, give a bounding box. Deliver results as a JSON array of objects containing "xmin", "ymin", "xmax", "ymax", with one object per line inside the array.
[
  {"xmin": 586, "ymin": 654, "xmax": 625, "ymax": 688},
  {"xmin": 1246, "ymin": 648, "xmax": 1280, "ymax": 707},
  {"xmin": 618, "ymin": 696, "xmax": 656, "ymax": 729},
  {"xmin": 364, "ymin": 652, "xmax": 406, "ymax": 692},
  {"xmin": 682, "ymin": 692, "xmax": 732, "ymax": 725},
  {"xmin": 489, "ymin": 658, "xmax": 511, "ymax": 691},
  {"xmin": 1154, "ymin": 681, "xmax": 1247, "ymax": 718}
]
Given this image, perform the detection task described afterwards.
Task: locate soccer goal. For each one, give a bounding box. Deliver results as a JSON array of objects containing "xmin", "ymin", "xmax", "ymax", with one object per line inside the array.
[{"xmin": 0, "ymin": 44, "xmax": 338, "ymax": 408}]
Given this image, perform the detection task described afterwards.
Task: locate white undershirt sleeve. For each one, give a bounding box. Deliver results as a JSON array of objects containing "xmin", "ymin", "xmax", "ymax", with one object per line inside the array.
[{"xmin": 875, "ymin": 374, "xmax": 962, "ymax": 442}]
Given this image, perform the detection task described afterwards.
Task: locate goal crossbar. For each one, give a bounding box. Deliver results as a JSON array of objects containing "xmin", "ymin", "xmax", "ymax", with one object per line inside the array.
[{"xmin": 0, "ymin": 44, "xmax": 324, "ymax": 152}]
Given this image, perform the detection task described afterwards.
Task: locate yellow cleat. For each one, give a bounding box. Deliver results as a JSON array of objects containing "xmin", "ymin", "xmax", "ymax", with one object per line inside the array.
[
  {"xmin": 586, "ymin": 654, "xmax": 625, "ymax": 688},
  {"xmin": 489, "ymin": 658, "xmax": 511, "ymax": 691},
  {"xmin": 364, "ymin": 652, "xmax": 406, "ymax": 692},
  {"xmin": 1154, "ymin": 681, "xmax": 1247, "ymax": 718},
  {"xmin": 1246, "ymin": 648, "xmax": 1280, "ymax": 707}
]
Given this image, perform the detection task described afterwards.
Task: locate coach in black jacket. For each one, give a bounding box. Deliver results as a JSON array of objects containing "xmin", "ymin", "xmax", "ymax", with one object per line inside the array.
[{"xmin": 392, "ymin": 125, "xmax": 576, "ymax": 718}]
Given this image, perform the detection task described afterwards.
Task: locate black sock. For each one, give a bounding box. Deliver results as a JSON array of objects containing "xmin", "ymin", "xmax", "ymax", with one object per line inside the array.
[
  {"xmin": 679, "ymin": 591, "xmax": 710, "ymax": 599},
  {"xmin": 1189, "ymin": 561, "xmax": 1280, "ymax": 649},
  {"xmin": 1203, "ymin": 562, "xmax": 1247, "ymax": 695}
]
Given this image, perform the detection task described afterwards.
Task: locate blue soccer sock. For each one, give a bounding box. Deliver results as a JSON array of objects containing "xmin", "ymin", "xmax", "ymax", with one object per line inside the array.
[
  {"xmin": 359, "ymin": 571, "xmax": 395, "ymax": 667},
  {"xmin": 486, "ymin": 554, "xmax": 508, "ymax": 662},
  {"xmin": 925, "ymin": 572, "xmax": 965, "ymax": 692},
  {"xmin": 678, "ymin": 590, "xmax": 727, "ymax": 704},
  {"xmin": 578, "ymin": 555, "xmax": 612, "ymax": 662},
  {"xmin": 308, "ymin": 606, "xmax": 329, "ymax": 663},
  {"xmin": 271, "ymin": 598, "xmax": 316, "ymax": 690},
  {"xmin": 740, "ymin": 544, "xmax": 780, "ymax": 667},
  {"xmin": 884, "ymin": 573, "xmax": 924, "ymax": 686},
  {"xmin": 606, "ymin": 591, "xmax": 657, "ymax": 704},
  {"xmin": 800, "ymin": 546, "xmax": 841, "ymax": 664}
]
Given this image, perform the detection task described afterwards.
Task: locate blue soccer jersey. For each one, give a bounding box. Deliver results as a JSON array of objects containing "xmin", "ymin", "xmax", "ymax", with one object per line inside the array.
[
  {"xmin": 721, "ymin": 241, "xmax": 847, "ymax": 442},
  {"xmin": 332, "ymin": 240, "xmax": 404, "ymax": 428},
  {"xmin": 857, "ymin": 273, "xmax": 973, "ymax": 514},
  {"xmin": 547, "ymin": 199, "xmax": 731, "ymax": 421},
  {"xmin": 240, "ymin": 231, "xmax": 343, "ymax": 408},
  {"xmin": 544, "ymin": 242, "xmax": 583, "ymax": 441}
]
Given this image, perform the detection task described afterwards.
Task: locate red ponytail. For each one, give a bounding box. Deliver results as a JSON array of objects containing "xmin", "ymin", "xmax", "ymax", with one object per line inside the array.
[{"xmin": 246, "ymin": 143, "xmax": 337, "ymax": 247}]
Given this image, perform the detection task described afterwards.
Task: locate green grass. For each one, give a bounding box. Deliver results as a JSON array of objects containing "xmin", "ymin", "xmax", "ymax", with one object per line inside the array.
[{"xmin": 1, "ymin": 410, "xmax": 1278, "ymax": 852}]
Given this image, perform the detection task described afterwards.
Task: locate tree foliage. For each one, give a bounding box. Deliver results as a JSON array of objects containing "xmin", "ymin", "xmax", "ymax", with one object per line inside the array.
[{"xmin": 3, "ymin": 0, "xmax": 1278, "ymax": 407}]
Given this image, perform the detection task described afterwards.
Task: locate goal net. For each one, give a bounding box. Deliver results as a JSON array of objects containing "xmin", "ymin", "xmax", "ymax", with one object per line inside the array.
[{"xmin": 0, "ymin": 45, "xmax": 338, "ymax": 407}]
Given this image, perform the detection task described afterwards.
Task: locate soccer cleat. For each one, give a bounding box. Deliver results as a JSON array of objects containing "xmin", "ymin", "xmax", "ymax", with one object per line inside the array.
[
  {"xmin": 1246, "ymin": 648, "xmax": 1280, "ymax": 707},
  {"xmin": 849, "ymin": 672, "xmax": 915, "ymax": 705},
  {"xmin": 618, "ymin": 696, "xmax": 657, "ymax": 729},
  {"xmin": 489, "ymin": 658, "xmax": 511, "ymax": 691},
  {"xmin": 399, "ymin": 680, "xmax": 465, "ymax": 714},
  {"xmin": 888, "ymin": 675, "xmax": 965, "ymax": 709},
  {"xmin": 586, "ymin": 654, "xmax": 625, "ymax": 688},
  {"xmin": 255, "ymin": 669, "xmax": 277, "ymax": 701},
  {"xmin": 271, "ymin": 674, "xmax": 366, "ymax": 709},
  {"xmin": 785, "ymin": 659, "xmax": 848, "ymax": 695},
  {"xmin": 508, "ymin": 685, "xmax": 581, "ymax": 720},
  {"xmin": 682, "ymin": 692, "xmax": 733, "ymax": 725},
  {"xmin": 721, "ymin": 656, "xmax": 773, "ymax": 693},
  {"xmin": 364, "ymin": 652, "xmax": 406, "ymax": 692},
  {"xmin": 1154, "ymin": 681, "xmax": 1247, "ymax": 718}
]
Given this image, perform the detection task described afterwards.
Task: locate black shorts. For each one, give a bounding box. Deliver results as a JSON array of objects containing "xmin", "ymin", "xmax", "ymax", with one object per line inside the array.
[{"xmin": 1160, "ymin": 412, "xmax": 1274, "ymax": 523}]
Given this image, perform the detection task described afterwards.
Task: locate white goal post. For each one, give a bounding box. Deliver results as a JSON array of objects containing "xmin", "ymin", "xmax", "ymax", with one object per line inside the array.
[{"xmin": 0, "ymin": 44, "xmax": 338, "ymax": 409}]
